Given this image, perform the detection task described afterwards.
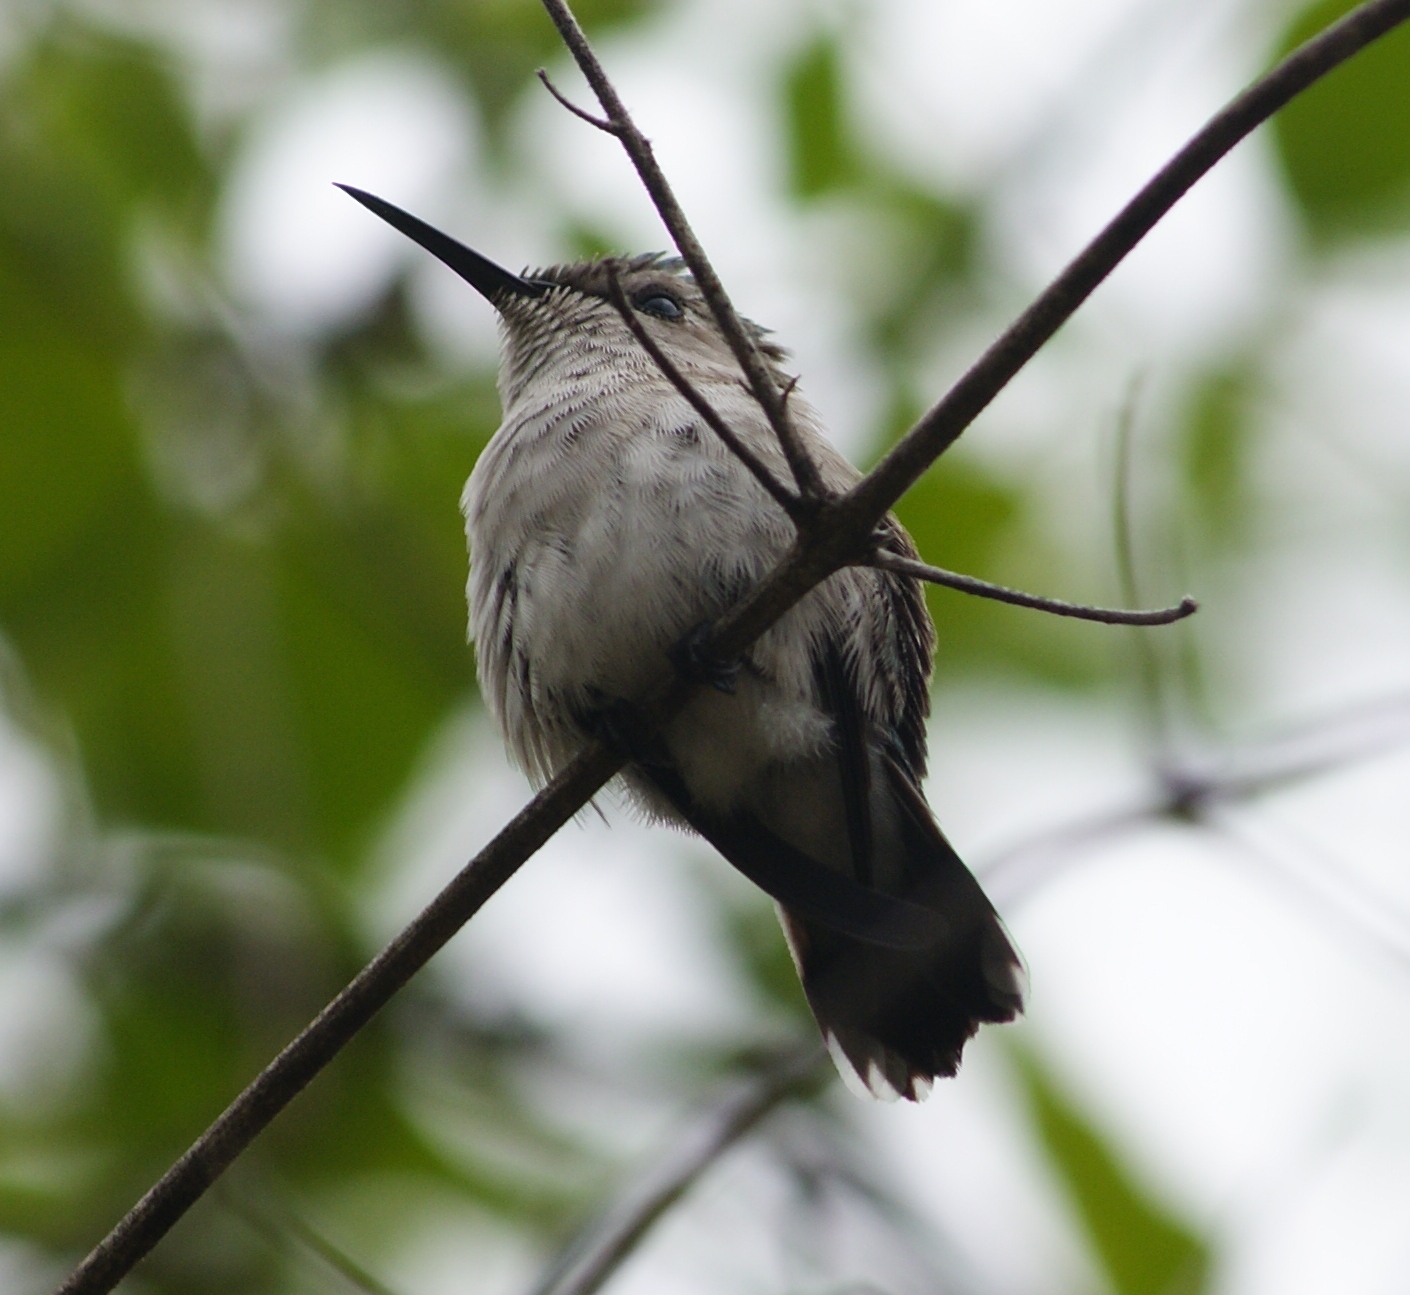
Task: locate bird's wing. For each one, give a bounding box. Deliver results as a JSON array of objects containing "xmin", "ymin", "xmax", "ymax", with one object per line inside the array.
[
  {"xmin": 871, "ymin": 517, "xmax": 936, "ymax": 784},
  {"xmin": 815, "ymin": 634, "xmax": 875, "ymax": 887},
  {"xmin": 638, "ymin": 762, "xmax": 950, "ymax": 950}
]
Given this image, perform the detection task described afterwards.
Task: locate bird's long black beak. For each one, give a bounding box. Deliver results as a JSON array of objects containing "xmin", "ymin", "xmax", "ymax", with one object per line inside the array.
[{"xmin": 336, "ymin": 184, "xmax": 548, "ymax": 305}]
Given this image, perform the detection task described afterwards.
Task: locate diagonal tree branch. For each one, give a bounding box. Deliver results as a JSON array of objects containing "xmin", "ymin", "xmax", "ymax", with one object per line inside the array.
[
  {"xmin": 53, "ymin": 3, "xmax": 1410, "ymax": 1291},
  {"xmin": 833, "ymin": 0, "xmax": 1410, "ymax": 537},
  {"xmin": 638, "ymin": 0, "xmax": 1410, "ymax": 684},
  {"xmin": 54, "ymin": 743, "xmax": 624, "ymax": 1295},
  {"xmin": 537, "ymin": 0, "xmax": 828, "ymax": 504}
]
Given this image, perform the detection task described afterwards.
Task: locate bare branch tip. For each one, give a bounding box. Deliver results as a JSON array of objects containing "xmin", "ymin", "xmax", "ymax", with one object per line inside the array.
[
  {"xmin": 1142, "ymin": 595, "xmax": 1199, "ymax": 626},
  {"xmin": 870, "ymin": 550, "xmax": 1199, "ymax": 627},
  {"xmin": 536, "ymin": 68, "xmax": 619, "ymax": 133}
]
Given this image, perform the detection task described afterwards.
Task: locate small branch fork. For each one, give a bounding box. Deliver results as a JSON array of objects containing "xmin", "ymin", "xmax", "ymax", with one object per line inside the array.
[
  {"xmin": 604, "ymin": 264, "xmax": 1196, "ymax": 626},
  {"xmin": 536, "ymin": 68, "xmax": 616, "ymax": 133},
  {"xmin": 53, "ymin": 2, "xmax": 1410, "ymax": 1292},
  {"xmin": 532, "ymin": 15, "xmax": 828, "ymax": 505},
  {"xmin": 603, "ymin": 263, "xmax": 802, "ymax": 517}
]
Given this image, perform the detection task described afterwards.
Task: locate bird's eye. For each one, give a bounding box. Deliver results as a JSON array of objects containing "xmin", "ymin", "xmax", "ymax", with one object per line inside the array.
[{"xmin": 635, "ymin": 292, "xmax": 683, "ymax": 320}]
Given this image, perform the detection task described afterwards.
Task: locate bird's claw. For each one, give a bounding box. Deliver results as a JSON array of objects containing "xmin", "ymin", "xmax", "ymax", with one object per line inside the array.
[
  {"xmin": 669, "ymin": 622, "xmax": 740, "ymax": 694},
  {"xmin": 577, "ymin": 690, "xmax": 662, "ymax": 765}
]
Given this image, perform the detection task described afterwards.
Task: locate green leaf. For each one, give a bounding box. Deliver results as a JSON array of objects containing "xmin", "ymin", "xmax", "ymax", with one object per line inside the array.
[
  {"xmin": 1274, "ymin": 0, "xmax": 1410, "ymax": 240},
  {"xmin": 784, "ymin": 36, "xmax": 856, "ymax": 199},
  {"xmin": 861, "ymin": 183, "xmax": 975, "ymax": 356},
  {"xmin": 1180, "ymin": 363, "xmax": 1255, "ymax": 548},
  {"xmin": 1017, "ymin": 1052, "xmax": 1210, "ymax": 1295},
  {"xmin": 707, "ymin": 880, "xmax": 812, "ymax": 1023}
]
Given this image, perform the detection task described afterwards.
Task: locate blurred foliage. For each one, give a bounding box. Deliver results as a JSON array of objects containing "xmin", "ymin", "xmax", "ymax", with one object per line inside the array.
[
  {"xmin": 782, "ymin": 33, "xmax": 976, "ymax": 358},
  {"xmin": 1018, "ymin": 1053, "xmax": 1210, "ymax": 1295},
  {"xmin": 0, "ymin": 0, "xmax": 1405, "ymax": 1290},
  {"xmin": 1178, "ymin": 362, "xmax": 1256, "ymax": 550},
  {"xmin": 891, "ymin": 445, "xmax": 1108, "ymax": 689},
  {"xmin": 1275, "ymin": 0, "xmax": 1410, "ymax": 240},
  {"xmin": 0, "ymin": 22, "xmax": 493, "ymax": 866},
  {"xmin": 0, "ymin": 5, "xmax": 644, "ymax": 1291},
  {"xmin": 784, "ymin": 36, "xmax": 857, "ymax": 199},
  {"xmin": 0, "ymin": 850, "xmax": 589, "ymax": 1288}
]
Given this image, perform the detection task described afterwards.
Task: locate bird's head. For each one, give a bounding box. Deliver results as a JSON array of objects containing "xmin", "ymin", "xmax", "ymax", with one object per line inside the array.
[{"xmin": 337, "ymin": 185, "xmax": 786, "ymax": 405}]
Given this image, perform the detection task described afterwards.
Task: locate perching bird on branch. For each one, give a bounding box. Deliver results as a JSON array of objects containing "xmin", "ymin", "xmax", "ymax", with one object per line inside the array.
[{"xmin": 341, "ymin": 186, "xmax": 1024, "ymax": 1100}]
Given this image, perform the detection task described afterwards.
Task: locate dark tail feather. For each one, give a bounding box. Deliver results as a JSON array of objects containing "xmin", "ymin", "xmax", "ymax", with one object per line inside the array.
[
  {"xmin": 786, "ymin": 759, "xmax": 1024, "ymax": 1100},
  {"xmin": 784, "ymin": 906, "xmax": 1021, "ymax": 1099},
  {"xmin": 635, "ymin": 758, "xmax": 1022, "ymax": 1100}
]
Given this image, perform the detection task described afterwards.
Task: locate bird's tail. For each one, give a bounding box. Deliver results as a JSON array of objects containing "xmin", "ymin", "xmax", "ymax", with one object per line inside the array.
[
  {"xmin": 783, "ymin": 758, "xmax": 1022, "ymax": 1099},
  {"xmin": 638, "ymin": 756, "xmax": 1023, "ymax": 1099}
]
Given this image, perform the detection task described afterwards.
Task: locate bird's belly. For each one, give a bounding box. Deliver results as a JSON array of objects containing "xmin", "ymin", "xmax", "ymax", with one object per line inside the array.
[
  {"xmin": 475, "ymin": 498, "xmax": 827, "ymax": 813},
  {"xmin": 658, "ymin": 677, "xmax": 833, "ymax": 816},
  {"xmin": 507, "ymin": 522, "xmax": 732, "ymax": 699}
]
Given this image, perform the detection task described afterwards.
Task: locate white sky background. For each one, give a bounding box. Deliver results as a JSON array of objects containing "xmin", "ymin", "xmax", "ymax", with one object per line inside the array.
[{"xmin": 5, "ymin": 0, "xmax": 1410, "ymax": 1291}]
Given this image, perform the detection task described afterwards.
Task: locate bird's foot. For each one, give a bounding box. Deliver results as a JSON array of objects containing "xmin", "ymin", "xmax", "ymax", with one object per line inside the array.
[
  {"xmin": 577, "ymin": 689, "xmax": 664, "ymax": 766},
  {"xmin": 669, "ymin": 622, "xmax": 740, "ymax": 694}
]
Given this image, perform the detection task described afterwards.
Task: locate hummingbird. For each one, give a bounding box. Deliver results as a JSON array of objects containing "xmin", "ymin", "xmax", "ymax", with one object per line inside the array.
[{"xmin": 340, "ymin": 185, "xmax": 1023, "ymax": 1100}]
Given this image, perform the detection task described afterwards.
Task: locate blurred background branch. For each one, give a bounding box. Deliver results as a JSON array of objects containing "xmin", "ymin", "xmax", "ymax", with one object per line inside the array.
[
  {"xmin": 528, "ymin": 1043, "xmax": 826, "ymax": 1295},
  {"xmin": 4, "ymin": 0, "xmax": 1410, "ymax": 1293}
]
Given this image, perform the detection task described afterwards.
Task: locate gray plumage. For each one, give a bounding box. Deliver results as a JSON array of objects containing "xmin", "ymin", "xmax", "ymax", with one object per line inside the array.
[{"xmin": 339, "ymin": 188, "xmax": 1024, "ymax": 1099}]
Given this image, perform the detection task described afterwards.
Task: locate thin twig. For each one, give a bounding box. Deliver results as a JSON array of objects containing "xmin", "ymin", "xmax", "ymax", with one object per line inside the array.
[
  {"xmin": 528, "ymin": 1045, "xmax": 826, "ymax": 1295},
  {"xmin": 979, "ymin": 692, "xmax": 1410, "ymax": 911},
  {"xmin": 1111, "ymin": 376, "xmax": 1178, "ymax": 732},
  {"xmin": 537, "ymin": 0, "xmax": 827, "ymax": 503},
  {"xmin": 867, "ymin": 549, "xmax": 1197, "ymax": 626},
  {"xmin": 604, "ymin": 265, "xmax": 802, "ymax": 517},
  {"xmin": 221, "ymin": 1183, "xmax": 406, "ymax": 1295},
  {"xmin": 536, "ymin": 70, "xmax": 618, "ymax": 133},
  {"xmin": 54, "ymin": 5, "xmax": 1410, "ymax": 1291}
]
